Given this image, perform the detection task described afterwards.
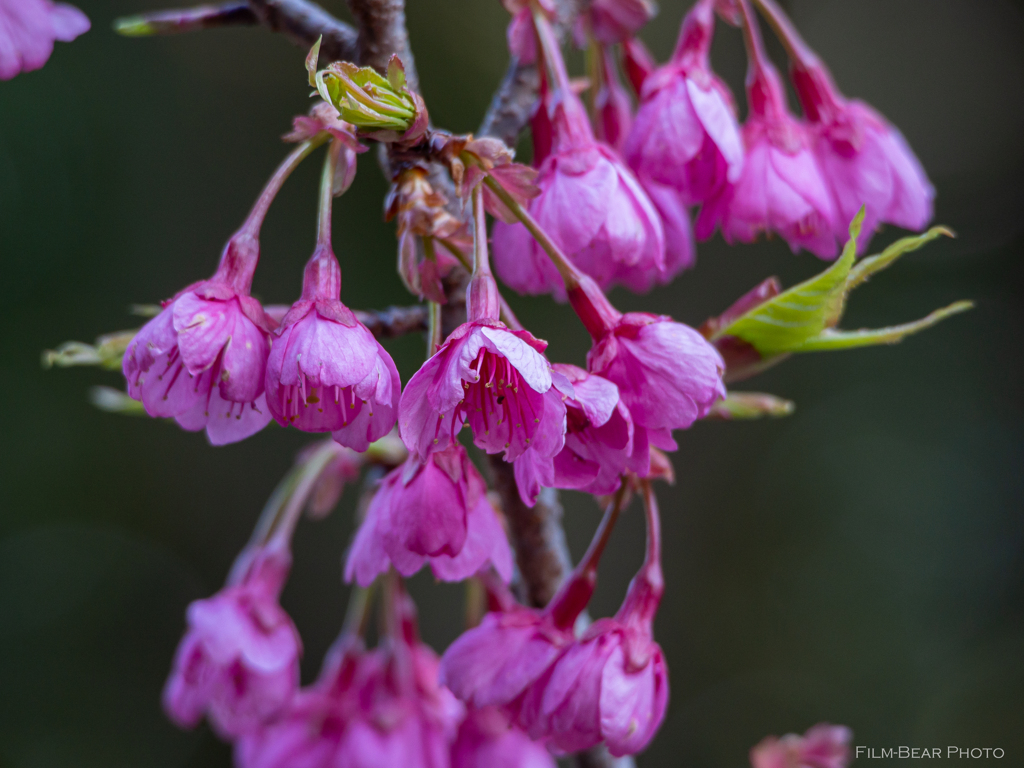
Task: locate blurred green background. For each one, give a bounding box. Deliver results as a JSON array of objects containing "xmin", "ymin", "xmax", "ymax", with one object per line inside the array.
[{"xmin": 2, "ymin": 0, "xmax": 1023, "ymax": 765}]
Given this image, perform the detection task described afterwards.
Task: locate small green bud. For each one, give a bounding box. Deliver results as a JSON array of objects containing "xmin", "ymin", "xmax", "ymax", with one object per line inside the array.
[
  {"xmin": 706, "ymin": 393, "xmax": 795, "ymax": 420},
  {"xmin": 313, "ymin": 55, "xmax": 425, "ymax": 139},
  {"xmin": 89, "ymin": 386, "xmax": 146, "ymax": 415}
]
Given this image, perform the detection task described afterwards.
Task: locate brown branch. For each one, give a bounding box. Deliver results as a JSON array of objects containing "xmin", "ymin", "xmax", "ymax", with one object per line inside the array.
[
  {"xmin": 247, "ymin": 0, "xmax": 358, "ymax": 62},
  {"xmin": 345, "ymin": 0, "xmax": 419, "ymax": 88},
  {"xmin": 478, "ymin": 0, "xmax": 584, "ymax": 144},
  {"xmin": 488, "ymin": 458, "xmax": 573, "ymax": 608},
  {"xmin": 352, "ymin": 305, "xmax": 428, "ymax": 339}
]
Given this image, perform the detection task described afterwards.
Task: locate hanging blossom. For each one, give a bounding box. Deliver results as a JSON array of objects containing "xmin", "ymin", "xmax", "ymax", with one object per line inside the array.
[
  {"xmin": 751, "ymin": 0, "xmax": 933, "ymax": 252},
  {"xmin": 451, "ymin": 705, "xmax": 556, "ymax": 768},
  {"xmin": 0, "ymin": 0, "xmax": 89, "ymax": 80},
  {"xmin": 265, "ymin": 141, "xmax": 401, "ymax": 451},
  {"xmin": 750, "ymin": 723, "xmax": 853, "ymax": 768},
  {"xmin": 514, "ymin": 483, "xmax": 668, "ymax": 757},
  {"xmin": 345, "ymin": 443, "xmax": 513, "ymax": 586},
  {"xmin": 567, "ymin": 272, "xmax": 725, "ymax": 452},
  {"xmin": 121, "ymin": 140, "xmax": 331, "ymax": 445},
  {"xmin": 514, "ymin": 363, "xmax": 638, "ymax": 506},
  {"xmin": 577, "ymin": 0, "xmax": 656, "ymax": 45},
  {"xmin": 399, "ymin": 185, "xmax": 570, "ymax": 465},
  {"xmin": 440, "ymin": 501, "xmax": 623, "ymax": 714},
  {"xmin": 237, "ymin": 587, "xmax": 464, "ymax": 768},
  {"xmin": 492, "ymin": 7, "xmax": 666, "ymax": 298},
  {"xmin": 623, "ymin": 0, "xmax": 744, "ymax": 206},
  {"xmin": 163, "ymin": 542, "xmax": 301, "ymax": 738},
  {"xmin": 697, "ymin": 0, "xmax": 838, "ymax": 259}
]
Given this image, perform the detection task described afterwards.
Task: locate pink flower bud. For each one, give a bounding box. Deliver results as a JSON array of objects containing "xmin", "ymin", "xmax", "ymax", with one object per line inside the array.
[
  {"xmin": 451, "ymin": 706, "xmax": 556, "ymax": 768},
  {"xmin": 122, "ymin": 234, "xmax": 274, "ymax": 446},
  {"xmin": 750, "ymin": 723, "xmax": 852, "ymax": 768},
  {"xmin": 593, "ymin": 46, "xmax": 634, "ymax": 153},
  {"xmin": 264, "ymin": 244, "xmax": 401, "ymax": 451},
  {"xmin": 514, "ymin": 364, "xmax": 639, "ymax": 506},
  {"xmin": 163, "ymin": 545, "xmax": 301, "ymax": 738},
  {"xmin": 398, "ymin": 316, "xmax": 569, "ymax": 463},
  {"xmin": 0, "ymin": 0, "xmax": 89, "ymax": 80},
  {"xmin": 344, "ymin": 444, "xmax": 514, "ymax": 586},
  {"xmin": 623, "ymin": 0, "xmax": 744, "ymax": 205}
]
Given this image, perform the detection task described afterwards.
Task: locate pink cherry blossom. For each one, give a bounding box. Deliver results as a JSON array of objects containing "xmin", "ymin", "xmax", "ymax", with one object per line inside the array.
[
  {"xmin": 440, "ymin": 605, "xmax": 575, "ymax": 712},
  {"xmin": 696, "ymin": 2, "xmax": 838, "ymax": 259},
  {"xmin": 582, "ymin": 0, "xmax": 656, "ymax": 44},
  {"xmin": 792, "ymin": 64, "xmax": 933, "ymax": 252},
  {"xmin": 238, "ymin": 612, "xmax": 463, "ymax": 768},
  {"xmin": 750, "ymin": 723, "xmax": 852, "ymax": 768},
  {"xmin": 398, "ymin": 305, "xmax": 569, "ymax": 464},
  {"xmin": 637, "ymin": 174, "xmax": 697, "ymax": 280},
  {"xmin": 163, "ymin": 544, "xmax": 301, "ymax": 738},
  {"xmin": 516, "ymin": 479, "xmax": 668, "ymax": 757},
  {"xmin": 451, "ymin": 706, "xmax": 556, "ymax": 768},
  {"xmin": 122, "ymin": 233, "xmax": 274, "ymax": 446},
  {"xmin": 514, "ymin": 364, "xmax": 638, "ymax": 506},
  {"xmin": 0, "ymin": 0, "xmax": 89, "ymax": 81},
  {"xmin": 344, "ymin": 443, "xmax": 513, "ymax": 586},
  {"xmin": 265, "ymin": 244, "xmax": 400, "ymax": 450},
  {"xmin": 491, "ymin": 15, "xmax": 666, "ymax": 299},
  {"xmin": 623, "ymin": 0, "xmax": 744, "ymax": 206},
  {"xmin": 569, "ymin": 276, "xmax": 725, "ymax": 446}
]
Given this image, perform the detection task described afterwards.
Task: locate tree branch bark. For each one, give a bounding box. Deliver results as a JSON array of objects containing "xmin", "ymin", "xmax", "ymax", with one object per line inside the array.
[
  {"xmin": 344, "ymin": 0, "xmax": 419, "ymax": 88},
  {"xmin": 247, "ymin": 0, "xmax": 358, "ymax": 62}
]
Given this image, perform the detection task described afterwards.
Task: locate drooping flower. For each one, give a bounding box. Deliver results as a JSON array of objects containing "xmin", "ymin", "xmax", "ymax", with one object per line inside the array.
[
  {"xmin": 750, "ymin": 0, "xmax": 933, "ymax": 251},
  {"xmin": 122, "ymin": 233, "xmax": 274, "ymax": 446},
  {"xmin": 696, "ymin": 1, "xmax": 838, "ymax": 259},
  {"xmin": 398, "ymin": 268, "xmax": 569, "ymax": 463},
  {"xmin": 440, "ymin": 592, "xmax": 576, "ymax": 712},
  {"xmin": 514, "ymin": 364, "xmax": 637, "ymax": 506},
  {"xmin": 623, "ymin": 0, "xmax": 744, "ymax": 206},
  {"xmin": 580, "ymin": 0, "xmax": 656, "ymax": 44},
  {"xmin": 569, "ymin": 275, "xmax": 726, "ymax": 449},
  {"xmin": 451, "ymin": 706, "xmax": 556, "ymax": 768},
  {"xmin": 264, "ymin": 243, "xmax": 400, "ymax": 451},
  {"xmin": 637, "ymin": 174, "xmax": 698, "ymax": 280},
  {"xmin": 491, "ymin": 12, "xmax": 666, "ymax": 298},
  {"xmin": 163, "ymin": 544, "xmax": 301, "ymax": 738},
  {"xmin": 517, "ymin": 482, "xmax": 667, "ymax": 757},
  {"xmin": 344, "ymin": 443, "xmax": 513, "ymax": 586},
  {"xmin": 238, "ymin": 592, "xmax": 464, "ymax": 768},
  {"xmin": 0, "ymin": 0, "xmax": 89, "ymax": 80},
  {"xmin": 750, "ymin": 722, "xmax": 853, "ymax": 768},
  {"xmin": 122, "ymin": 141, "xmax": 327, "ymax": 445}
]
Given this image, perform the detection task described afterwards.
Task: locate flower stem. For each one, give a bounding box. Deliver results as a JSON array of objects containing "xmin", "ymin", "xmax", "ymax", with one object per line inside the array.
[
  {"xmin": 440, "ymin": 236, "xmax": 523, "ymax": 330},
  {"xmin": 317, "ymin": 139, "xmax": 343, "ymax": 246},
  {"xmin": 341, "ymin": 583, "xmax": 374, "ymax": 638},
  {"xmin": 242, "ymin": 135, "xmax": 329, "ymax": 239},
  {"xmin": 531, "ymin": 2, "xmax": 572, "ymax": 96},
  {"xmin": 750, "ymin": 0, "xmax": 819, "ymax": 67},
  {"xmin": 548, "ymin": 481, "xmax": 629, "ymax": 629}
]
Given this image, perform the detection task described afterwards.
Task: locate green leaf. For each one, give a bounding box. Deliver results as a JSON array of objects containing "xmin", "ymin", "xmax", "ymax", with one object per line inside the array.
[
  {"xmin": 846, "ymin": 226, "xmax": 955, "ymax": 293},
  {"xmin": 306, "ymin": 37, "xmax": 322, "ymax": 88},
  {"xmin": 718, "ymin": 209, "xmax": 864, "ymax": 355},
  {"xmin": 706, "ymin": 392, "xmax": 795, "ymax": 420},
  {"xmin": 42, "ymin": 330, "xmax": 136, "ymax": 371},
  {"xmin": 795, "ymin": 301, "xmax": 973, "ymax": 352}
]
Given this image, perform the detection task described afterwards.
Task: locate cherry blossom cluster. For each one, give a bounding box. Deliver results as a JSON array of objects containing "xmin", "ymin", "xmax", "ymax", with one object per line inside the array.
[{"xmin": 35, "ymin": 0, "xmax": 970, "ymax": 764}]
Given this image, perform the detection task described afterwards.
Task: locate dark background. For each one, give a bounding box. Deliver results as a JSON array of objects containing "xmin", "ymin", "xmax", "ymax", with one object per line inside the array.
[{"xmin": 2, "ymin": 0, "xmax": 1023, "ymax": 765}]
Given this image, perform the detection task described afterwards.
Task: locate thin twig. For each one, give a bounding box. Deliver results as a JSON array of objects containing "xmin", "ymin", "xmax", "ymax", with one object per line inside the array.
[
  {"xmin": 247, "ymin": 0, "xmax": 358, "ymax": 62},
  {"xmin": 114, "ymin": 2, "xmax": 257, "ymax": 35}
]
